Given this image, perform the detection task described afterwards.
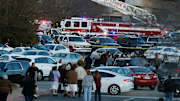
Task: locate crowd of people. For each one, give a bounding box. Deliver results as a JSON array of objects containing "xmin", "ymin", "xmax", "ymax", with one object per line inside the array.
[{"xmin": 0, "ymin": 53, "xmax": 177, "ymax": 101}]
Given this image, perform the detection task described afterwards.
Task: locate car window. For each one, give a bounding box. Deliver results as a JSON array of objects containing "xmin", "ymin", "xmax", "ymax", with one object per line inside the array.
[
  {"xmin": 55, "ymin": 45, "xmax": 66, "ymax": 50},
  {"xmin": 69, "ymin": 37, "xmax": 84, "ymax": 42},
  {"xmin": 0, "ymin": 63, "xmax": 6, "ymax": 70},
  {"xmin": 149, "ymin": 47, "xmax": 162, "ymax": 51},
  {"xmin": 74, "ymin": 22, "xmax": 80, "ymax": 27},
  {"xmin": 35, "ymin": 58, "xmax": 48, "ymax": 63},
  {"xmin": 23, "ymin": 51, "xmax": 36, "ymax": 55},
  {"xmin": 6, "ymin": 63, "xmax": 22, "ymax": 71},
  {"xmin": 47, "ymin": 58, "xmax": 56, "ymax": 64},
  {"xmin": 99, "ymin": 38, "xmax": 114, "ymax": 43},
  {"xmin": 65, "ymin": 21, "xmax": 71, "ymax": 27},
  {"xmin": 38, "ymin": 52, "xmax": 50, "ymax": 56},
  {"xmin": 164, "ymin": 48, "xmax": 171, "ymax": 52},
  {"xmin": 131, "ymin": 68, "xmax": 152, "ymax": 74},
  {"xmin": 13, "ymin": 48, "xmax": 22, "ymax": 52},
  {"xmin": 64, "ymin": 37, "xmax": 68, "ymax": 42},
  {"xmin": 108, "ymin": 49, "xmax": 120, "ymax": 54},
  {"xmin": 0, "ymin": 56, "xmax": 9, "ymax": 61},
  {"xmin": 169, "ymin": 48, "xmax": 177, "ymax": 53},
  {"xmin": 53, "ymin": 53, "xmax": 67, "ymax": 58},
  {"xmin": 97, "ymin": 49, "xmax": 105, "ymax": 53},
  {"xmin": 70, "ymin": 54, "xmax": 77, "ymax": 59},
  {"xmin": 45, "ymin": 45, "xmax": 55, "ymax": 50},
  {"xmin": 100, "ymin": 72, "xmax": 115, "ymax": 78},
  {"xmin": 82, "ymin": 22, "xmax": 87, "ymax": 27}
]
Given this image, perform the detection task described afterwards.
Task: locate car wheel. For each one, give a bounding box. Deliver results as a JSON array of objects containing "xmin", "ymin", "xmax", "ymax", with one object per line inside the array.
[
  {"xmin": 134, "ymin": 85, "xmax": 138, "ymax": 90},
  {"xmin": 149, "ymin": 86, "xmax": 155, "ymax": 90},
  {"xmin": 108, "ymin": 84, "xmax": 120, "ymax": 95},
  {"xmin": 37, "ymin": 71, "xmax": 43, "ymax": 81}
]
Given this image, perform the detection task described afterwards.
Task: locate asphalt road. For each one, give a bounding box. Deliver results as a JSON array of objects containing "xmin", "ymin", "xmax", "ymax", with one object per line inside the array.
[{"xmin": 14, "ymin": 81, "xmax": 180, "ymax": 101}]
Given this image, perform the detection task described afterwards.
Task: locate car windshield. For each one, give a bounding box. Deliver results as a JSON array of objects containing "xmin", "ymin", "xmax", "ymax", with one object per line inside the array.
[
  {"xmin": 69, "ymin": 37, "xmax": 84, "ymax": 42},
  {"xmin": 130, "ymin": 38, "xmax": 145, "ymax": 44},
  {"xmin": 99, "ymin": 38, "xmax": 114, "ymax": 43},
  {"xmin": 131, "ymin": 68, "xmax": 152, "ymax": 74},
  {"xmin": 42, "ymin": 35, "xmax": 53, "ymax": 41},
  {"xmin": 115, "ymin": 58, "xmax": 148, "ymax": 67},
  {"xmin": 23, "ymin": 51, "xmax": 37, "ymax": 55},
  {"xmin": 108, "ymin": 49, "xmax": 121, "ymax": 54},
  {"xmin": 149, "ymin": 47, "xmax": 162, "ymax": 51},
  {"xmin": 45, "ymin": 45, "xmax": 55, "ymax": 50},
  {"xmin": 149, "ymin": 38, "xmax": 158, "ymax": 42},
  {"xmin": 0, "ymin": 50, "xmax": 10, "ymax": 54}
]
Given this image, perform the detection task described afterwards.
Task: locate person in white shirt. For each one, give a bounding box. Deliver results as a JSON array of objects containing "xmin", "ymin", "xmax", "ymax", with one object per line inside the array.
[{"xmin": 75, "ymin": 60, "xmax": 87, "ymax": 97}]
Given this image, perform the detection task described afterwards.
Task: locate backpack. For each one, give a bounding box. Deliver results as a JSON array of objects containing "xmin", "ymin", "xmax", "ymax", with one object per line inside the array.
[{"xmin": 49, "ymin": 71, "xmax": 54, "ymax": 81}]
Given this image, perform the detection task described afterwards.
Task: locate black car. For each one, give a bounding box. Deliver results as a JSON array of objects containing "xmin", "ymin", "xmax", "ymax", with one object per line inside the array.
[
  {"xmin": 117, "ymin": 36, "xmax": 152, "ymax": 48},
  {"xmin": 0, "ymin": 60, "xmax": 30, "ymax": 84},
  {"xmin": 89, "ymin": 37, "xmax": 120, "ymax": 46}
]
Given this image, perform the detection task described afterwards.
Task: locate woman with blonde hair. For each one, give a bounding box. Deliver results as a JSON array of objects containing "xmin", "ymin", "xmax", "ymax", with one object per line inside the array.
[{"xmin": 94, "ymin": 70, "xmax": 101, "ymax": 101}]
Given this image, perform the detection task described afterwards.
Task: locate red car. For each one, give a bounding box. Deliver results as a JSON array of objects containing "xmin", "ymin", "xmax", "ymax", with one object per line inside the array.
[{"xmin": 128, "ymin": 66, "xmax": 158, "ymax": 90}]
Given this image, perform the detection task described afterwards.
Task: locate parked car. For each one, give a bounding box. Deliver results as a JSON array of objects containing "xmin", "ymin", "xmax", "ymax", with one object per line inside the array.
[
  {"xmin": 15, "ymin": 56, "xmax": 62, "ymax": 80},
  {"xmin": 90, "ymin": 69, "xmax": 134, "ymax": 95},
  {"xmin": 11, "ymin": 47, "xmax": 35, "ymax": 54},
  {"xmin": 44, "ymin": 44, "xmax": 69, "ymax": 53},
  {"xmin": 52, "ymin": 52, "xmax": 82, "ymax": 65},
  {"xmin": 0, "ymin": 60, "xmax": 30, "ymax": 84},
  {"xmin": 91, "ymin": 66, "xmax": 132, "ymax": 77},
  {"xmin": 0, "ymin": 54, "xmax": 23, "ymax": 61},
  {"xmin": 144, "ymin": 46, "xmax": 180, "ymax": 63},
  {"xmin": 117, "ymin": 36, "xmax": 152, "ymax": 48},
  {"xmin": 91, "ymin": 47, "xmax": 122, "ymax": 59},
  {"xmin": 127, "ymin": 66, "xmax": 158, "ymax": 90},
  {"xmin": 33, "ymin": 44, "xmax": 49, "ymax": 51},
  {"xmin": 57, "ymin": 35, "xmax": 91, "ymax": 53}
]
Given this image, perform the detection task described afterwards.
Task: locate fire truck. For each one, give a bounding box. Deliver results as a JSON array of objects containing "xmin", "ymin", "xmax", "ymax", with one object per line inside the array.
[{"xmin": 60, "ymin": 0, "xmax": 171, "ymax": 36}]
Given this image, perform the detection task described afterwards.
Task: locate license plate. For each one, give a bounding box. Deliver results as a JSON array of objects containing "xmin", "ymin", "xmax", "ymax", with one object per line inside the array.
[{"xmin": 144, "ymin": 76, "xmax": 150, "ymax": 79}]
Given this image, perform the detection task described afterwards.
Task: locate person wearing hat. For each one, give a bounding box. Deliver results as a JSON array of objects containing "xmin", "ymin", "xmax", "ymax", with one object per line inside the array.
[{"xmin": 0, "ymin": 74, "xmax": 13, "ymax": 101}]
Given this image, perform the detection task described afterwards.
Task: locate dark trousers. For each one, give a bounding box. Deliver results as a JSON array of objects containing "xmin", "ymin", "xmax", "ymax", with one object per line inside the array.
[
  {"xmin": 77, "ymin": 80, "xmax": 83, "ymax": 97},
  {"xmin": 25, "ymin": 96, "xmax": 34, "ymax": 101},
  {"xmin": 95, "ymin": 87, "xmax": 101, "ymax": 101},
  {"xmin": 0, "ymin": 93, "xmax": 8, "ymax": 101}
]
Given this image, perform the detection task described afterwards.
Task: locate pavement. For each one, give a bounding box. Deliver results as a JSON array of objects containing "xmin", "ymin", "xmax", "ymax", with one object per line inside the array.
[{"xmin": 7, "ymin": 81, "xmax": 180, "ymax": 101}]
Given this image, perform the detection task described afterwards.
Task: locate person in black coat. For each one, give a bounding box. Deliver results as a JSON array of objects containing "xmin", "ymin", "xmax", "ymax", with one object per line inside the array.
[
  {"xmin": 22, "ymin": 76, "xmax": 35, "ymax": 101},
  {"xmin": 84, "ymin": 54, "xmax": 92, "ymax": 69}
]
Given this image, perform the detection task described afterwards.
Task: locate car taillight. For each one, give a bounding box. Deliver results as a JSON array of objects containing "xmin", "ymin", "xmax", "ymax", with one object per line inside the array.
[
  {"xmin": 59, "ymin": 59, "xmax": 62, "ymax": 63},
  {"xmin": 124, "ymin": 79, "xmax": 132, "ymax": 82}
]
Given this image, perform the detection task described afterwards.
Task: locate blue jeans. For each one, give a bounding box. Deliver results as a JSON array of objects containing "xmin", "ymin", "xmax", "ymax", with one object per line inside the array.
[
  {"xmin": 25, "ymin": 96, "xmax": 34, "ymax": 101},
  {"xmin": 83, "ymin": 87, "xmax": 92, "ymax": 101},
  {"xmin": 165, "ymin": 92, "xmax": 173, "ymax": 101}
]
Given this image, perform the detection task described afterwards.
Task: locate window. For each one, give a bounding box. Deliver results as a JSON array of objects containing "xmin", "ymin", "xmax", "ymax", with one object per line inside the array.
[
  {"xmin": 69, "ymin": 37, "xmax": 84, "ymax": 42},
  {"xmin": 82, "ymin": 22, "xmax": 87, "ymax": 27},
  {"xmin": 38, "ymin": 52, "xmax": 50, "ymax": 56},
  {"xmin": 45, "ymin": 45, "xmax": 55, "ymax": 50},
  {"xmin": 53, "ymin": 53, "xmax": 67, "ymax": 58},
  {"xmin": 100, "ymin": 72, "xmax": 115, "ymax": 78},
  {"xmin": 74, "ymin": 22, "xmax": 80, "ymax": 27},
  {"xmin": 6, "ymin": 63, "xmax": 22, "ymax": 71},
  {"xmin": 164, "ymin": 48, "xmax": 171, "ymax": 52},
  {"xmin": 70, "ymin": 54, "xmax": 77, "ymax": 59},
  {"xmin": 13, "ymin": 48, "xmax": 22, "ymax": 52},
  {"xmin": 63, "ymin": 37, "xmax": 68, "ymax": 42},
  {"xmin": 55, "ymin": 45, "xmax": 66, "ymax": 50},
  {"xmin": 35, "ymin": 58, "xmax": 48, "ymax": 63},
  {"xmin": 65, "ymin": 21, "xmax": 71, "ymax": 27},
  {"xmin": 23, "ymin": 51, "xmax": 36, "ymax": 55},
  {"xmin": 47, "ymin": 58, "xmax": 56, "ymax": 64}
]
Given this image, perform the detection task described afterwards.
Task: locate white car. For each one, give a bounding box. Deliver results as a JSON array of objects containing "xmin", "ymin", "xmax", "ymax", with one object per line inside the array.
[
  {"xmin": 91, "ymin": 47, "xmax": 122, "ymax": 59},
  {"xmin": 44, "ymin": 44, "xmax": 69, "ymax": 53},
  {"xmin": 0, "ymin": 54, "xmax": 23, "ymax": 61},
  {"xmin": 57, "ymin": 35, "xmax": 91, "ymax": 53},
  {"xmin": 144, "ymin": 46, "xmax": 180, "ymax": 63},
  {"xmin": 52, "ymin": 52, "xmax": 82, "ymax": 65},
  {"xmin": 90, "ymin": 70, "xmax": 134, "ymax": 95},
  {"xmin": 16, "ymin": 56, "xmax": 62, "ymax": 80},
  {"xmin": 11, "ymin": 47, "xmax": 35, "ymax": 54}
]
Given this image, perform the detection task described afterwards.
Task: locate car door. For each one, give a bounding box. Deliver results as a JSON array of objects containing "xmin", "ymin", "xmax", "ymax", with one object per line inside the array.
[
  {"xmin": 99, "ymin": 71, "xmax": 116, "ymax": 93},
  {"xmin": 34, "ymin": 57, "xmax": 54, "ymax": 76}
]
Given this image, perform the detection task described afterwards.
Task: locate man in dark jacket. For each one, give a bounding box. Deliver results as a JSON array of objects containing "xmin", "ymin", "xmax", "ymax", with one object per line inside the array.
[
  {"xmin": 163, "ymin": 75, "xmax": 174, "ymax": 101},
  {"xmin": 26, "ymin": 63, "xmax": 39, "ymax": 99},
  {"xmin": 84, "ymin": 54, "xmax": 92, "ymax": 69}
]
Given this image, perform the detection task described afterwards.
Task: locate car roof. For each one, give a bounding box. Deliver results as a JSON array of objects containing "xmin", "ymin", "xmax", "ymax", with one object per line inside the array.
[{"xmin": 90, "ymin": 69, "xmax": 120, "ymax": 75}]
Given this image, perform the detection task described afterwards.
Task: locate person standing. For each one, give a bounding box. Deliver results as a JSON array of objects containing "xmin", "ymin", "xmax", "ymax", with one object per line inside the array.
[
  {"xmin": 0, "ymin": 74, "xmax": 13, "ymax": 101},
  {"xmin": 67, "ymin": 64, "xmax": 78, "ymax": 98},
  {"xmin": 163, "ymin": 75, "xmax": 175, "ymax": 101},
  {"xmin": 75, "ymin": 60, "xmax": 87, "ymax": 97},
  {"xmin": 84, "ymin": 54, "xmax": 92, "ymax": 69},
  {"xmin": 22, "ymin": 76, "xmax": 35, "ymax": 101},
  {"xmin": 94, "ymin": 70, "xmax": 101, "ymax": 101},
  {"xmin": 26, "ymin": 63, "xmax": 39, "ymax": 99},
  {"xmin": 49, "ymin": 66, "xmax": 61, "ymax": 96},
  {"xmin": 82, "ymin": 70, "xmax": 94, "ymax": 101}
]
